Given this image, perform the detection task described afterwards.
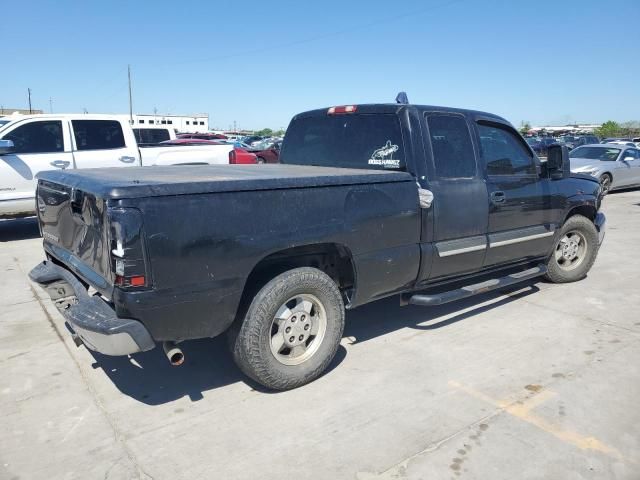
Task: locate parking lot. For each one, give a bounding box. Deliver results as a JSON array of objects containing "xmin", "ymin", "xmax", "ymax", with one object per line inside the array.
[{"xmin": 1, "ymin": 190, "xmax": 639, "ymax": 480}]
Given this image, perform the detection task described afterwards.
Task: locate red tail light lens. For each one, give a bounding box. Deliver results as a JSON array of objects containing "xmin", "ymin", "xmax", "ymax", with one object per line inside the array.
[{"xmin": 109, "ymin": 207, "xmax": 148, "ymax": 289}]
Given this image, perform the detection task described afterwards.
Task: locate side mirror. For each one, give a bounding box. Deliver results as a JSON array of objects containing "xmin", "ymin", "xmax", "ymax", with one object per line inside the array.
[
  {"xmin": 622, "ymin": 156, "xmax": 634, "ymax": 162},
  {"xmin": 0, "ymin": 139, "xmax": 15, "ymax": 155},
  {"xmin": 546, "ymin": 144, "xmax": 570, "ymax": 179}
]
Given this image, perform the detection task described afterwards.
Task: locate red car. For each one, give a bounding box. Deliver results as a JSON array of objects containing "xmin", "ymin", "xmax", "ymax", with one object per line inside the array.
[
  {"xmin": 160, "ymin": 139, "xmax": 257, "ymax": 164},
  {"xmin": 248, "ymin": 140, "xmax": 281, "ymax": 164}
]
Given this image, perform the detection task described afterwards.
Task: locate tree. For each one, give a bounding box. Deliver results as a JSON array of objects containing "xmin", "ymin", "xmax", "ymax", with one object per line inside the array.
[
  {"xmin": 595, "ymin": 120, "xmax": 620, "ymax": 139},
  {"xmin": 255, "ymin": 128, "xmax": 273, "ymax": 137},
  {"xmin": 519, "ymin": 121, "xmax": 531, "ymax": 135}
]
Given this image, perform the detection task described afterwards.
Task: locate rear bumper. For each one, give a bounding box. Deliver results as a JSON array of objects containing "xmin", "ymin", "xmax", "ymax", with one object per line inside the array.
[
  {"xmin": 595, "ymin": 212, "xmax": 606, "ymax": 245},
  {"xmin": 29, "ymin": 261, "xmax": 155, "ymax": 356}
]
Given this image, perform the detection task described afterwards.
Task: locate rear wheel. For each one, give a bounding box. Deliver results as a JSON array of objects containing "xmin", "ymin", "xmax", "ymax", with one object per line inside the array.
[
  {"xmin": 257, "ymin": 156, "xmax": 266, "ymax": 164},
  {"xmin": 544, "ymin": 214, "xmax": 599, "ymax": 283},
  {"xmin": 230, "ymin": 267, "xmax": 345, "ymax": 390},
  {"xmin": 599, "ymin": 173, "xmax": 612, "ymax": 194}
]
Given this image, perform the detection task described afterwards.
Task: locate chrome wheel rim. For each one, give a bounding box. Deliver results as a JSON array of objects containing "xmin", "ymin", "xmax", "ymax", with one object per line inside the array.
[
  {"xmin": 554, "ymin": 230, "xmax": 587, "ymax": 271},
  {"xmin": 269, "ymin": 294, "xmax": 327, "ymax": 366},
  {"xmin": 600, "ymin": 176, "xmax": 611, "ymax": 194}
]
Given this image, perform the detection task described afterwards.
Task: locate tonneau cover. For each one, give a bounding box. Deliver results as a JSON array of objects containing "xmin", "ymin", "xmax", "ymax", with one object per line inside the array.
[{"xmin": 37, "ymin": 164, "xmax": 413, "ymax": 199}]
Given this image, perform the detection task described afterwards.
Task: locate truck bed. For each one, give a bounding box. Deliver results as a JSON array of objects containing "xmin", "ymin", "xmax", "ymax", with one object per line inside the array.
[{"xmin": 36, "ymin": 164, "xmax": 413, "ymax": 199}]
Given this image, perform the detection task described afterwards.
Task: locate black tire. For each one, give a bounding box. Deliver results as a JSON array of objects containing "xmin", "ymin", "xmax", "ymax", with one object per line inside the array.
[
  {"xmin": 544, "ymin": 214, "xmax": 599, "ymax": 283},
  {"xmin": 599, "ymin": 173, "xmax": 612, "ymax": 195},
  {"xmin": 256, "ymin": 156, "xmax": 266, "ymax": 164},
  {"xmin": 230, "ymin": 267, "xmax": 345, "ymax": 390}
]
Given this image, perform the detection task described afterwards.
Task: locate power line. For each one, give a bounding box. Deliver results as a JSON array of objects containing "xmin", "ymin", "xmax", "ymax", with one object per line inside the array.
[{"xmin": 172, "ymin": 0, "xmax": 465, "ymax": 66}]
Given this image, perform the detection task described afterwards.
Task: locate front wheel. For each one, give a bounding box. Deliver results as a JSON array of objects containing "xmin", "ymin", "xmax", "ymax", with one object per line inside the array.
[
  {"xmin": 544, "ymin": 214, "xmax": 599, "ymax": 283},
  {"xmin": 599, "ymin": 174, "xmax": 612, "ymax": 195},
  {"xmin": 230, "ymin": 267, "xmax": 345, "ymax": 390},
  {"xmin": 256, "ymin": 156, "xmax": 266, "ymax": 164}
]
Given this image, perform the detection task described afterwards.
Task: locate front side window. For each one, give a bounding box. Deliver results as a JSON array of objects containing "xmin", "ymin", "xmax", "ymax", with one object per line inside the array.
[
  {"xmin": 72, "ymin": 120, "xmax": 125, "ymax": 151},
  {"xmin": 625, "ymin": 149, "xmax": 639, "ymax": 160},
  {"xmin": 426, "ymin": 114, "xmax": 476, "ymax": 178},
  {"xmin": 477, "ymin": 123, "xmax": 536, "ymax": 175},
  {"xmin": 3, "ymin": 120, "xmax": 64, "ymax": 154}
]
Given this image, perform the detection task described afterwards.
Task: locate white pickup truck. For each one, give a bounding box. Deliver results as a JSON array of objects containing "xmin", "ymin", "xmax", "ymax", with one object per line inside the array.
[{"xmin": 0, "ymin": 114, "xmax": 237, "ymax": 218}]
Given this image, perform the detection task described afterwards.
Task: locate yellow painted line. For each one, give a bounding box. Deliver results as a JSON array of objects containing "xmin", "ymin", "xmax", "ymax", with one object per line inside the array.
[{"xmin": 448, "ymin": 380, "xmax": 627, "ymax": 462}]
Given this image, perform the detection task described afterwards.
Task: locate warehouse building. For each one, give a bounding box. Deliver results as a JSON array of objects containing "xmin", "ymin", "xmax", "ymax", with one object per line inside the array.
[{"xmin": 126, "ymin": 113, "xmax": 209, "ymax": 133}]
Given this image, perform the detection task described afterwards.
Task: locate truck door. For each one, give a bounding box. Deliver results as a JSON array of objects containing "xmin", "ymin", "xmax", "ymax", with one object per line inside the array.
[
  {"xmin": 475, "ymin": 120, "xmax": 555, "ymax": 267},
  {"xmin": 71, "ymin": 119, "xmax": 140, "ymax": 168},
  {"xmin": 622, "ymin": 148, "xmax": 640, "ymax": 185},
  {"xmin": 416, "ymin": 112, "xmax": 489, "ymax": 285},
  {"xmin": 0, "ymin": 118, "xmax": 73, "ymax": 206}
]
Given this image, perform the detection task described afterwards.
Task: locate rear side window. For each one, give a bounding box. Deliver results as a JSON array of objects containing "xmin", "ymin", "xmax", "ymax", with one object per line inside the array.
[
  {"xmin": 133, "ymin": 128, "xmax": 170, "ymax": 144},
  {"xmin": 3, "ymin": 120, "xmax": 63, "ymax": 154},
  {"xmin": 72, "ymin": 120, "xmax": 125, "ymax": 150},
  {"xmin": 477, "ymin": 123, "xmax": 536, "ymax": 175},
  {"xmin": 426, "ymin": 114, "xmax": 476, "ymax": 178},
  {"xmin": 281, "ymin": 114, "xmax": 405, "ymax": 170}
]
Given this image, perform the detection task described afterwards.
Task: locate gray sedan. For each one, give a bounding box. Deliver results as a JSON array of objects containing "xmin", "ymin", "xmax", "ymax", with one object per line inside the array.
[{"xmin": 569, "ymin": 144, "xmax": 640, "ymax": 193}]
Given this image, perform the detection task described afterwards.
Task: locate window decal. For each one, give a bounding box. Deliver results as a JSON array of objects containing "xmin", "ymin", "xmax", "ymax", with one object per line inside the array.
[{"xmin": 368, "ymin": 140, "xmax": 400, "ymax": 168}]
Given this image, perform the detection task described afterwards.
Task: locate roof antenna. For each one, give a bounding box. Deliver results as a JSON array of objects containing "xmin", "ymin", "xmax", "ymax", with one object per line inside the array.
[{"xmin": 395, "ymin": 92, "xmax": 409, "ymax": 104}]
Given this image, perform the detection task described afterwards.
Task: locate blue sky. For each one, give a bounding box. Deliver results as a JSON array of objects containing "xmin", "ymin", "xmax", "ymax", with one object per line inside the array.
[{"xmin": 2, "ymin": 0, "xmax": 639, "ymax": 130}]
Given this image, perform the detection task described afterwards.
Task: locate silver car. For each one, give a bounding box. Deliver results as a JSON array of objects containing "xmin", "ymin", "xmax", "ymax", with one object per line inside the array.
[{"xmin": 570, "ymin": 144, "xmax": 640, "ymax": 193}]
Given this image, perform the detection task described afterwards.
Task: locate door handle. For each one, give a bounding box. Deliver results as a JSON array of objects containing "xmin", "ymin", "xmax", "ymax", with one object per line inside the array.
[
  {"xmin": 50, "ymin": 160, "xmax": 70, "ymax": 169},
  {"xmin": 119, "ymin": 156, "xmax": 136, "ymax": 163},
  {"xmin": 490, "ymin": 191, "xmax": 506, "ymax": 204}
]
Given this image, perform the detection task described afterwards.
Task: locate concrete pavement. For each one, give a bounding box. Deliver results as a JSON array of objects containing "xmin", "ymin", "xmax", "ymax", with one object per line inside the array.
[{"xmin": 1, "ymin": 190, "xmax": 639, "ymax": 480}]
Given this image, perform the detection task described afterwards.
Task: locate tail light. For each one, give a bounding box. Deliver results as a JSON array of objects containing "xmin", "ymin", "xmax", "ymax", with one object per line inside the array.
[
  {"xmin": 109, "ymin": 207, "xmax": 148, "ymax": 289},
  {"xmin": 229, "ymin": 147, "xmax": 257, "ymax": 164},
  {"xmin": 328, "ymin": 105, "xmax": 357, "ymax": 115}
]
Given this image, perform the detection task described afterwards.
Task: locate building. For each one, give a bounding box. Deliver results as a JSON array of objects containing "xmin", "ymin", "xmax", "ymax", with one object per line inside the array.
[
  {"xmin": 0, "ymin": 107, "xmax": 43, "ymax": 115},
  {"xmin": 529, "ymin": 124, "xmax": 601, "ymax": 135},
  {"xmin": 124, "ymin": 113, "xmax": 209, "ymax": 133}
]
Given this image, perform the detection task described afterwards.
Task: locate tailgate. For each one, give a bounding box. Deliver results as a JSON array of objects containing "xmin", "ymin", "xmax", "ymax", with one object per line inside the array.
[{"xmin": 36, "ymin": 179, "xmax": 114, "ymax": 293}]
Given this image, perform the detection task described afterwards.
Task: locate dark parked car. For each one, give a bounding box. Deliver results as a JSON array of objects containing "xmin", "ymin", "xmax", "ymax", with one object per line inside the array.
[
  {"xmin": 559, "ymin": 135, "xmax": 599, "ymax": 150},
  {"xmin": 30, "ymin": 102, "xmax": 606, "ymax": 391},
  {"xmin": 248, "ymin": 140, "xmax": 281, "ymax": 163}
]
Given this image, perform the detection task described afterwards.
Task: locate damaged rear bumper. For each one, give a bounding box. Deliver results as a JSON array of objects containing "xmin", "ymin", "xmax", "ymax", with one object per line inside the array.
[{"xmin": 29, "ymin": 261, "xmax": 155, "ymax": 356}]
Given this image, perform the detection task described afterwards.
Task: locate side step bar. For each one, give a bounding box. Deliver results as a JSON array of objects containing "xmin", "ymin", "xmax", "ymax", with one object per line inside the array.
[{"xmin": 405, "ymin": 265, "xmax": 547, "ymax": 307}]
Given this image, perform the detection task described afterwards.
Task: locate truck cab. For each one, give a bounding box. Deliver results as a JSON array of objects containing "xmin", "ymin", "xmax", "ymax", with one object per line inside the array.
[
  {"xmin": 281, "ymin": 104, "xmax": 603, "ymax": 287},
  {"xmin": 0, "ymin": 115, "xmax": 140, "ymax": 218}
]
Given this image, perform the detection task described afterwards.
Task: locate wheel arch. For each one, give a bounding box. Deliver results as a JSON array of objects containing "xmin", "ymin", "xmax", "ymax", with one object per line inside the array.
[
  {"xmin": 564, "ymin": 203, "xmax": 597, "ymax": 223},
  {"xmin": 239, "ymin": 243, "xmax": 357, "ymax": 314}
]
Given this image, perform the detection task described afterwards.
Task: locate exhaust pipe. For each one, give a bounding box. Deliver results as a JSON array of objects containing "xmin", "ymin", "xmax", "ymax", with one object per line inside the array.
[{"xmin": 163, "ymin": 341, "xmax": 184, "ymax": 366}]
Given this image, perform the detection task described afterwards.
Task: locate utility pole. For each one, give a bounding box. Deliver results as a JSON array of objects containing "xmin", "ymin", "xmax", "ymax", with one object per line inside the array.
[
  {"xmin": 28, "ymin": 88, "xmax": 32, "ymax": 114},
  {"xmin": 49, "ymin": 97, "xmax": 53, "ymax": 114},
  {"xmin": 128, "ymin": 64, "xmax": 133, "ymax": 125}
]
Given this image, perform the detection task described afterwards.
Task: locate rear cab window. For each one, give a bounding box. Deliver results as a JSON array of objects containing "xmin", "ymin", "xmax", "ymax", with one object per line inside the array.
[
  {"xmin": 425, "ymin": 113, "xmax": 477, "ymax": 178},
  {"xmin": 71, "ymin": 120, "xmax": 125, "ymax": 150},
  {"xmin": 134, "ymin": 128, "xmax": 170, "ymax": 144},
  {"xmin": 280, "ymin": 114, "xmax": 405, "ymax": 170}
]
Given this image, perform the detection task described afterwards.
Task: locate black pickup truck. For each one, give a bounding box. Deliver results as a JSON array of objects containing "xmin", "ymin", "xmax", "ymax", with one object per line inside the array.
[{"xmin": 30, "ymin": 102, "xmax": 606, "ymax": 390}]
